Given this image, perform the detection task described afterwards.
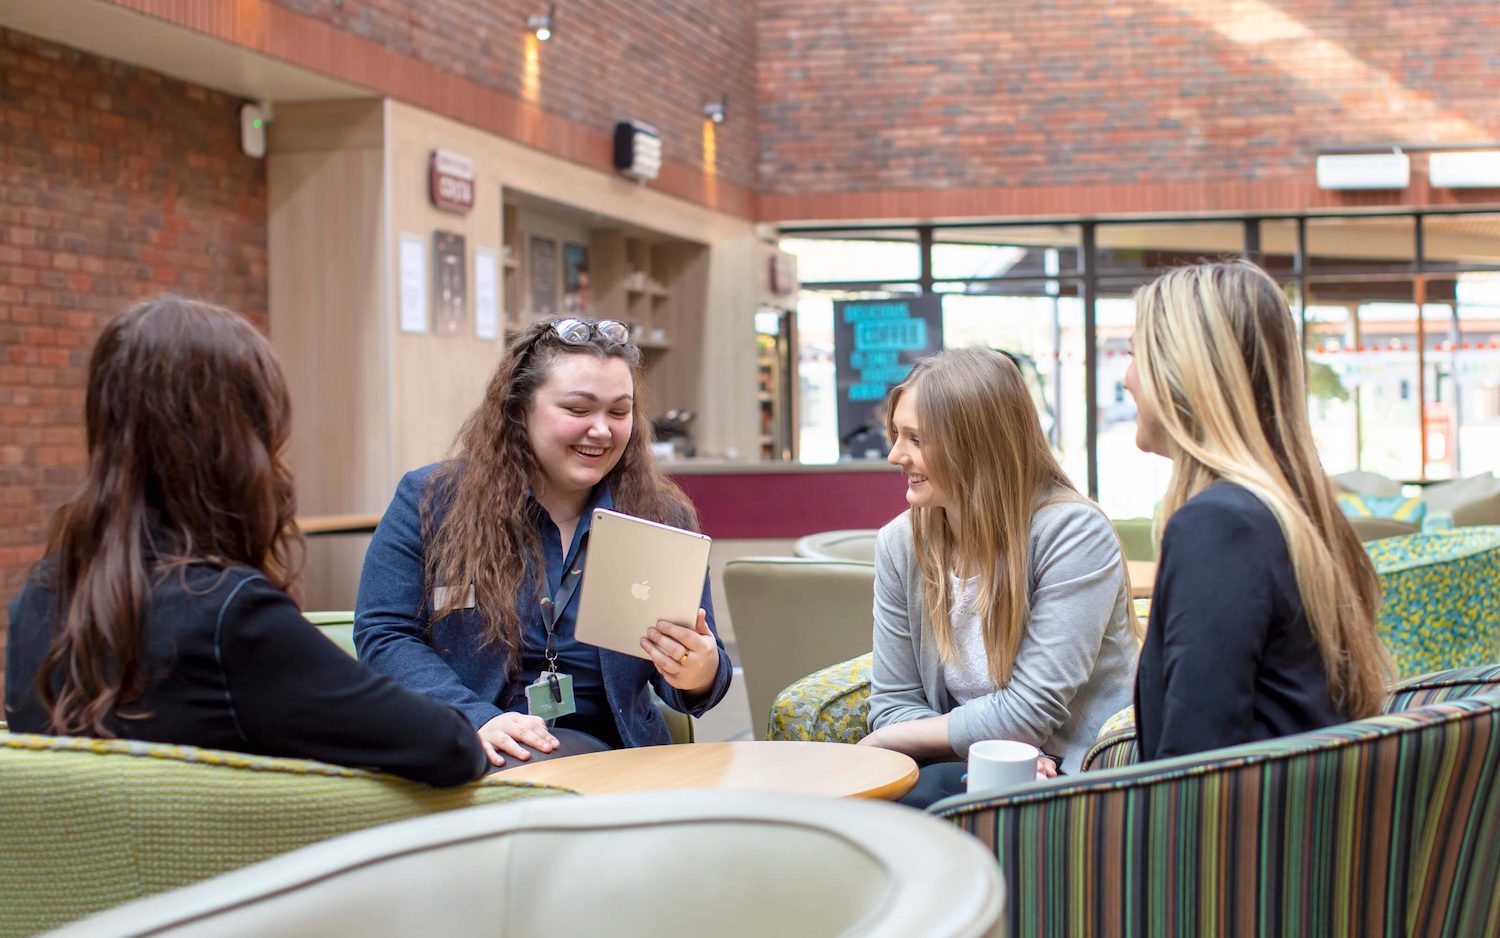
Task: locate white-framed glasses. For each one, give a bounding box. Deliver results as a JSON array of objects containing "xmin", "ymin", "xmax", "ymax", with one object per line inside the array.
[{"xmin": 552, "ymin": 318, "xmax": 630, "ymax": 346}]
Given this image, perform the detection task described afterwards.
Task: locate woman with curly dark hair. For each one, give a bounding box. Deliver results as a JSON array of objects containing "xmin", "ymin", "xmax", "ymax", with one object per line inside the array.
[
  {"xmin": 355, "ymin": 318, "xmax": 731, "ymax": 769},
  {"xmin": 4, "ymin": 297, "xmax": 485, "ymax": 786}
]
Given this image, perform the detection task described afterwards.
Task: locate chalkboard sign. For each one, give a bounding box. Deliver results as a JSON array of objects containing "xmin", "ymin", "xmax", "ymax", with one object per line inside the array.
[{"xmin": 833, "ymin": 294, "xmax": 943, "ymax": 450}]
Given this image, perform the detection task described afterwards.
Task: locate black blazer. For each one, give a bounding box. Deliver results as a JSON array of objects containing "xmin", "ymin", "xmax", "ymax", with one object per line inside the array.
[
  {"xmin": 5, "ymin": 562, "xmax": 486, "ymax": 787},
  {"xmin": 1134, "ymin": 482, "xmax": 1345, "ymax": 761}
]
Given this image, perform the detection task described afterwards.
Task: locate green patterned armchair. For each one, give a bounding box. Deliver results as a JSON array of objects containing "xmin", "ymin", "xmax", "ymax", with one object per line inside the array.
[
  {"xmin": 933, "ymin": 668, "xmax": 1500, "ymax": 938},
  {"xmin": 1365, "ymin": 527, "xmax": 1500, "ymax": 676},
  {"xmin": 0, "ymin": 732, "xmax": 573, "ymax": 937}
]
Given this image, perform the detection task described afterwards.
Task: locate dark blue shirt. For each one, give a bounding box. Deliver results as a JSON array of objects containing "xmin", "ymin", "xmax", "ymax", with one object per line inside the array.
[
  {"xmin": 354, "ymin": 463, "xmax": 733, "ymax": 749},
  {"xmin": 512, "ymin": 486, "xmax": 617, "ymax": 747}
]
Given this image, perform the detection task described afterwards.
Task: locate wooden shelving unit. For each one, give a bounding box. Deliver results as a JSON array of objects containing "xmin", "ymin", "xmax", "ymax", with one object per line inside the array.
[{"xmin": 502, "ymin": 194, "xmax": 709, "ymax": 419}]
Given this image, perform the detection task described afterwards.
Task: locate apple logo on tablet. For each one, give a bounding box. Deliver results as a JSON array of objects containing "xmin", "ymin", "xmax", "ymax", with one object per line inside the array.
[{"xmin": 631, "ymin": 580, "xmax": 652, "ymax": 601}]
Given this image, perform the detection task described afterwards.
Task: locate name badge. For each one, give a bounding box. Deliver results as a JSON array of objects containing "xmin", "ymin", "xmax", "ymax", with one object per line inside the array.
[
  {"xmin": 433, "ymin": 584, "xmax": 476, "ymax": 609},
  {"xmin": 526, "ymin": 671, "xmax": 576, "ymax": 720}
]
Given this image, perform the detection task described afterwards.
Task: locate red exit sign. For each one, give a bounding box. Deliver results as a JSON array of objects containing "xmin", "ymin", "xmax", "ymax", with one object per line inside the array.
[{"xmin": 429, "ymin": 149, "xmax": 475, "ymax": 214}]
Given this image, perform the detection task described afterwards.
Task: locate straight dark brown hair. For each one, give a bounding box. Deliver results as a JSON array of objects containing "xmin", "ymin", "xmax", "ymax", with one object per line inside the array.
[{"xmin": 36, "ymin": 296, "xmax": 303, "ymax": 736}]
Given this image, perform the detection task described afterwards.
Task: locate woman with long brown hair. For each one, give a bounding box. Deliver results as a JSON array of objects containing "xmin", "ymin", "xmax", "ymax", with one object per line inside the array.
[
  {"xmin": 859, "ymin": 347, "xmax": 1138, "ymax": 807},
  {"xmin": 355, "ymin": 318, "xmax": 731, "ymax": 769},
  {"xmin": 1125, "ymin": 261, "xmax": 1390, "ymax": 759},
  {"xmin": 4, "ymin": 297, "xmax": 485, "ymax": 786}
]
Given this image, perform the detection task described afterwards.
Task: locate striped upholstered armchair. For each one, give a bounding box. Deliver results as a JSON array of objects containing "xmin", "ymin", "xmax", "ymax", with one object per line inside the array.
[
  {"xmin": 932, "ymin": 665, "xmax": 1500, "ymax": 937},
  {"xmin": 771, "ymin": 665, "xmax": 1500, "ymax": 935}
]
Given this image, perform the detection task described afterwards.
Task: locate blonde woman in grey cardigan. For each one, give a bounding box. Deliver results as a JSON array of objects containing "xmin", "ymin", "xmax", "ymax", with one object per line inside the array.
[{"xmin": 858, "ymin": 348, "xmax": 1138, "ymax": 808}]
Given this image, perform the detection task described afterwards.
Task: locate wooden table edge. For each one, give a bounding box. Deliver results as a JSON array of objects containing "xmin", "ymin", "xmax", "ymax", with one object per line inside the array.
[{"xmin": 499, "ymin": 741, "xmax": 921, "ymax": 801}]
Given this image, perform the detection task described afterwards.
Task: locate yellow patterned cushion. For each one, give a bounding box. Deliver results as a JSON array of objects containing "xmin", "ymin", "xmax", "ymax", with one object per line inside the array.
[
  {"xmin": 1336, "ymin": 492, "xmax": 1427, "ymax": 525},
  {"xmin": 767, "ymin": 654, "xmax": 872, "ymax": 743},
  {"xmin": 1365, "ymin": 528, "xmax": 1500, "ymax": 676}
]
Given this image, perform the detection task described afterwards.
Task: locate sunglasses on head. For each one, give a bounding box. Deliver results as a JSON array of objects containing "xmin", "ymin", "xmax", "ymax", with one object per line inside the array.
[{"xmin": 550, "ymin": 318, "xmax": 631, "ymax": 346}]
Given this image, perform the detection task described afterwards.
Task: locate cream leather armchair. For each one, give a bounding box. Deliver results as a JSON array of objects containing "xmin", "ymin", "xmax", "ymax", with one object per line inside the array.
[
  {"xmin": 47, "ymin": 791, "xmax": 1006, "ymax": 938},
  {"xmin": 723, "ymin": 557, "xmax": 876, "ymax": 737},
  {"xmin": 1347, "ymin": 516, "xmax": 1420, "ymax": 542},
  {"xmin": 793, "ymin": 528, "xmax": 879, "ymax": 562}
]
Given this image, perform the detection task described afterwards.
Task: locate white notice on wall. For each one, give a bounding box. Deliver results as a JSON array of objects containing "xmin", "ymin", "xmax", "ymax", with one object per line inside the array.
[
  {"xmin": 474, "ymin": 247, "xmax": 499, "ymax": 340},
  {"xmin": 398, "ymin": 233, "xmax": 428, "ymax": 334}
]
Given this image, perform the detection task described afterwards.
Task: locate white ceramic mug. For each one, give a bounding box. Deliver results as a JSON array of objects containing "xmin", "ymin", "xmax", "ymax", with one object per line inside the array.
[{"xmin": 966, "ymin": 740, "xmax": 1040, "ymax": 794}]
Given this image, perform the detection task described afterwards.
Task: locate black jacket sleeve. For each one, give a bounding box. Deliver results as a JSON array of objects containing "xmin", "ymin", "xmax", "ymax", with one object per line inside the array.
[
  {"xmin": 1143, "ymin": 495, "xmax": 1275, "ymax": 759},
  {"xmin": 216, "ymin": 575, "xmax": 487, "ymax": 787}
]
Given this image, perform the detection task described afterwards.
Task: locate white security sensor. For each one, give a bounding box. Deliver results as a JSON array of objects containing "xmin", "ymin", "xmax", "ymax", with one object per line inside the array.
[{"xmin": 240, "ymin": 103, "xmax": 267, "ymax": 159}]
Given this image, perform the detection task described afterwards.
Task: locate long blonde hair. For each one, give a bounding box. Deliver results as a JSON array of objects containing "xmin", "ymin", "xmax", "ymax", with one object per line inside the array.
[
  {"xmin": 1132, "ymin": 260, "xmax": 1390, "ymax": 719},
  {"xmin": 887, "ymin": 347, "xmax": 1086, "ymax": 686}
]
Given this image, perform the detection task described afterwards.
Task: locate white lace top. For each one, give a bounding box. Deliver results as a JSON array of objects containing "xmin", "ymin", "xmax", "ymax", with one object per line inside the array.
[{"xmin": 941, "ymin": 572, "xmax": 995, "ymax": 704}]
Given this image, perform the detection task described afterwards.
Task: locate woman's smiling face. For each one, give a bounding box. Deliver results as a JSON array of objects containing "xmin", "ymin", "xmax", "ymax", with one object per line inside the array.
[
  {"xmin": 526, "ymin": 352, "xmax": 635, "ymax": 505},
  {"xmin": 886, "ymin": 387, "xmax": 953, "ymax": 512}
]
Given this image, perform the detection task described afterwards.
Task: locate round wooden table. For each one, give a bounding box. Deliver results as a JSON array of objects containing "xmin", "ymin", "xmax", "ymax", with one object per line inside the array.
[{"xmin": 500, "ymin": 741, "xmax": 919, "ymax": 800}]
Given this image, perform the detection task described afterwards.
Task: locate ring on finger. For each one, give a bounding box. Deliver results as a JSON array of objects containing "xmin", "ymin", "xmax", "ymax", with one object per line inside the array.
[{"xmin": 677, "ymin": 652, "xmax": 689, "ymax": 665}]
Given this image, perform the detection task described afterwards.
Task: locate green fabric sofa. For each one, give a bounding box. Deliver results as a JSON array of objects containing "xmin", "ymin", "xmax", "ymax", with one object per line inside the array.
[{"xmin": 0, "ymin": 731, "xmax": 573, "ymax": 937}]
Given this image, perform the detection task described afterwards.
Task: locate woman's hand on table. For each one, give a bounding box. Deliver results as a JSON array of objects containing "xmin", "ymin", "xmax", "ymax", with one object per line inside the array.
[
  {"xmin": 642, "ymin": 608, "xmax": 718, "ymax": 695},
  {"xmin": 1036, "ymin": 755, "xmax": 1059, "ymax": 779},
  {"xmin": 477, "ymin": 712, "xmax": 559, "ymax": 768}
]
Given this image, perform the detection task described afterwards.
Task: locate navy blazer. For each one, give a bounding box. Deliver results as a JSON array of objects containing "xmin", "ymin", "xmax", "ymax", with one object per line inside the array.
[{"xmin": 354, "ymin": 464, "xmax": 732, "ymax": 748}]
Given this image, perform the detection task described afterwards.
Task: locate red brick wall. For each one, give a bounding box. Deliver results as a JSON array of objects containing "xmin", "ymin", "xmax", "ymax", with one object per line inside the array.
[
  {"xmin": 756, "ymin": 1, "xmax": 1500, "ymax": 201},
  {"xmin": 0, "ymin": 29, "xmax": 267, "ymax": 642},
  {"xmin": 267, "ymin": 0, "xmax": 760, "ymax": 192}
]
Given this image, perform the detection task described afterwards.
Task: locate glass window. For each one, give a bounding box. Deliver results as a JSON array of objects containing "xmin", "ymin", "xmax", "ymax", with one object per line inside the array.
[
  {"xmin": 931, "ymin": 225, "xmax": 1082, "ymax": 281},
  {"xmin": 1094, "ymin": 221, "xmax": 1246, "ymax": 276},
  {"xmin": 1258, "ymin": 219, "xmax": 1300, "ymax": 275},
  {"xmin": 941, "ymin": 292, "xmax": 1086, "ymax": 488},
  {"xmin": 1423, "ymin": 213, "xmax": 1500, "ymax": 273},
  {"xmin": 779, "ymin": 212, "xmax": 1498, "ymax": 485},
  {"xmin": 779, "ymin": 231, "xmax": 921, "ymax": 284},
  {"xmin": 1446, "ymin": 273, "xmax": 1500, "ymax": 478},
  {"xmin": 1305, "ymin": 216, "xmax": 1413, "ymax": 274},
  {"xmin": 1092, "ymin": 288, "xmax": 1172, "ymax": 520},
  {"xmin": 1305, "ymin": 278, "xmax": 1419, "ymax": 480},
  {"xmin": 792, "ymin": 288, "xmax": 920, "ymax": 464}
]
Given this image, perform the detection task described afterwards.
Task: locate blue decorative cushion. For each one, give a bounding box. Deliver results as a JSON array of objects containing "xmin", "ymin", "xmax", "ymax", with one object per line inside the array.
[{"xmin": 1336, "ymin": 492, "xmax": 1427, "ymax": 526}]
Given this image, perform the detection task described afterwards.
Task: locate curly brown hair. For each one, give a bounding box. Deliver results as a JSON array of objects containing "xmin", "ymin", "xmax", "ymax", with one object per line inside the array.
[
  {"xmin": 423, "ymin": 319, "xmax": 697, "ymax": 665},
  {"xmin": 38, "ymin": 296, "xmax": 303, "ymax": 736}
]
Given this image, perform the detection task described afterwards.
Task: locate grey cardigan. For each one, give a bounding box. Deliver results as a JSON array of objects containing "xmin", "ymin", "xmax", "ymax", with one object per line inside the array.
[{"xmin": 868, "ymin": 501, "xmax": 1138, "ymax": 773}]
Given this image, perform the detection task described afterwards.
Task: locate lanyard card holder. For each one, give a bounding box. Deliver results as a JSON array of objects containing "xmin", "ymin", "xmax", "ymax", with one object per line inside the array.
[
  {"xmin": 527, "ymin": 535, "xmax": 585, "ymax": 721},
  {"xmin": 526, "ymin": 670, "xmax": 576, "ymax": 720}
]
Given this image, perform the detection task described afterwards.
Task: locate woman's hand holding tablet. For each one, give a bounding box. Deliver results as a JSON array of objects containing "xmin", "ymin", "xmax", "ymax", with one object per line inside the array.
[{"xmin": 640, "ymin": 607, "xmax": 719, "ymax": 695}]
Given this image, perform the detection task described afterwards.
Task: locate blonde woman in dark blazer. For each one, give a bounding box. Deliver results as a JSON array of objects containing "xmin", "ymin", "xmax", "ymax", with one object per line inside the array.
[{"xmin": 1125, "ymin": 261, "xmax": 1391, "ymax": 760}]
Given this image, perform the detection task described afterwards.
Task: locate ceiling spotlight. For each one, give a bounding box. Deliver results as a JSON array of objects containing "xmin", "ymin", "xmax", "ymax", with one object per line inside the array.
[
  {"xmin": 528, "ymin": 3, "xmax": 555, "ymax": 41},
  {"xmin": 703, "ymin": 97, "xmax": 727, "ymax": 124}
]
